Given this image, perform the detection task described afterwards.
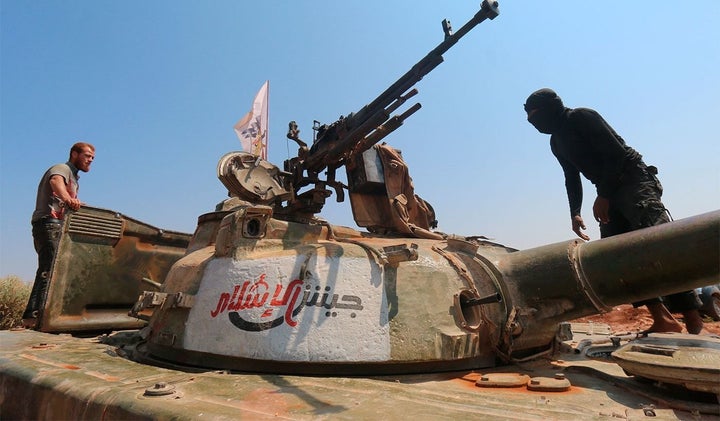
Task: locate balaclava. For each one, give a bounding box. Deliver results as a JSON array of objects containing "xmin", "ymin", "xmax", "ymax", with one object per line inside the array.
[{"xmin": 524, "ymin": 88, "xmax": 565, "ymax": 134}]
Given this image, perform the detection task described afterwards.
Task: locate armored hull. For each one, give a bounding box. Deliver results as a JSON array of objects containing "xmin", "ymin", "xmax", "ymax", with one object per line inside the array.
[{"xmin": 4, "ymin": 325, "xmax": 720, "ymax": 420}]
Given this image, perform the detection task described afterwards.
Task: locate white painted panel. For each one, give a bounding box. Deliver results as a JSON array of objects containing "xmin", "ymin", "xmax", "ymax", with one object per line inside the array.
[{"xmin": 183, "ymin": 249, "xmax": 390, "ymax": 362}]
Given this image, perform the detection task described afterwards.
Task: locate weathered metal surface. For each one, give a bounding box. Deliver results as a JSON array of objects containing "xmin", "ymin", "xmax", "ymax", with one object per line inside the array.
[
  {"xmin": 142, "ymin": 215, "xmax": 504, "ymax": 374},
  {"xmin": 526, "ymin": 374, "xmax": 571, "ymax": 392},
  {"xmin": 38, "ymin": 206, "xmax": 192, "ymax": 333},
  {"xmin": 136, "ymin": 207, "xmax": 719, "ymax": 375},
  {"xmin": 492, "ymin": 209, "xmax": 720, "ymax": 355},
  {"xmin": 3, "ymin": 328, "xmax": 719, "ymax": 420},
  {"xmin": 612, "ymin": 333, "xmax": 720, "ymax": 395},
  {"xmin": 475, "ymin": 372, "xmax": 530, "ymax": 388}
]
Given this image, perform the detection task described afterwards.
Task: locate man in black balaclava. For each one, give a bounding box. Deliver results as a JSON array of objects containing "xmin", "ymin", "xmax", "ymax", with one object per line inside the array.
[{"xmin": 524, "ymin": 88, "xmax": 704, "ymax": 334}]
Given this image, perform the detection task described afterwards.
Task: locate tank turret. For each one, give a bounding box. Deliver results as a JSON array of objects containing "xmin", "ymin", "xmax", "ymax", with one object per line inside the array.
[{"xmin": 133, "ymin": 186, "xmax": 718, "ymax": 373}]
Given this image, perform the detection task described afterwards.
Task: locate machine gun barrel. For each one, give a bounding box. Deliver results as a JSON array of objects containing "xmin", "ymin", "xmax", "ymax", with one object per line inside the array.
[
  {"xmin": 359, "ymin": 1, "xmax": 499, "ymax": 124},
  {"xmin": 302, "ymin": 0, "xmax": 499, "ymax": 173},
  {"xmin": 306, "ymin": 90, "xmax": 420, "ymax": 172},
  {"xmin": 354, "ymin": 102, "xmax": 422, "ymax": 154}
]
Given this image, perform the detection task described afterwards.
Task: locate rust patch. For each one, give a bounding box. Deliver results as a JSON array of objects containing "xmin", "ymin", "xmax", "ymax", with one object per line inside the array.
[
  {"xmin": 240, "ymin": 388, "xmax": 294, "ymax": 416},
  {"xmin": 457, "ymin": 372, "xmax": 482, "ymax": 384},
  {"xmin": 451, "ymin": 372, "xmax": 584, "ymax": 395},
  {"xmin": 83, "ymin": 370, "xmax": 121, "ymax": 382},
  {"xmin": 20, "ymin": 353, "xmax": 80, "ymax": 370},
  {"xmin": 476, "ymin": 373, "xmax": 531, "ymax": 388}
]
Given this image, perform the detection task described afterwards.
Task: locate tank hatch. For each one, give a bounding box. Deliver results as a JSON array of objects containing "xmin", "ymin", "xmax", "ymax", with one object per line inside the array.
[{"xmin": 612, "ymin": 333, "xmax": 720, "ymax": 397}]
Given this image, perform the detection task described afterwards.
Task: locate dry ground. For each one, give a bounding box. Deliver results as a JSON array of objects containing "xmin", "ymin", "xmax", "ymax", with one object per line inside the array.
[{"xmin": 571, "ymin": 304, "xmax": 720, "ymax": 335}]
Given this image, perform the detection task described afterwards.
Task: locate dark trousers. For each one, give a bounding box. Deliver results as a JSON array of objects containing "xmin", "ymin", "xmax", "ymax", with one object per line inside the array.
[
  {"xmin": 600, "ymin": 164, "xmax": 701, "ymax": 312},
  {"xmin": 22, "ymin": 218, "xmax": 63, "ymax": 320}
]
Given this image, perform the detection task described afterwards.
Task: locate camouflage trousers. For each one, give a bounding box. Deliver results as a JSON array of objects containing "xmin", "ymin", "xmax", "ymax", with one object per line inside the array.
[{"xmin": 600, "ymin": 163, "xmax": 701, "ymax": 312}]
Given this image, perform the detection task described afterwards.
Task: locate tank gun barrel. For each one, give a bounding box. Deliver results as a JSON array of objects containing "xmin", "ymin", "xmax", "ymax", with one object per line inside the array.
[{"xmin": 487, "ymin": 210, "xmax": 720, "ymax": 354}]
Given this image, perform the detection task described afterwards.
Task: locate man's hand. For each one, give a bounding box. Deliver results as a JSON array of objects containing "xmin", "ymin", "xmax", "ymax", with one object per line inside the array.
[
  {"xmin": 592, "ymin": 196, "xmax": 610, "ymax": 224},
  {"xmin": 572, "ymin": 215, "xmax": 590, "ymax": 241},
  {"xmin": 65, "ymin": 197, "xmax": 82, "ymax": 210}
]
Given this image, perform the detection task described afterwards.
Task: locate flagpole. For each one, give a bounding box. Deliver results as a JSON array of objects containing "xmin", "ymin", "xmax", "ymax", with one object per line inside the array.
[{"xmin": 264, "ymin": 80, "xmax": 269, "ymax": 160}]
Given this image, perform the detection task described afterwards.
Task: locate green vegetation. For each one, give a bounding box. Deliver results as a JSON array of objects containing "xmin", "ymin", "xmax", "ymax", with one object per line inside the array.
[{"xmin": 0, "ymin": 276, "xmax": 31, "ymax": 330}]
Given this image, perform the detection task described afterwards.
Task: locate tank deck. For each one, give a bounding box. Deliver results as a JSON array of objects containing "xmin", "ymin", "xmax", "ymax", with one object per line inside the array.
[{"xmin": 2, "ymin": 328, "xmax": 718, "ymax": 420}]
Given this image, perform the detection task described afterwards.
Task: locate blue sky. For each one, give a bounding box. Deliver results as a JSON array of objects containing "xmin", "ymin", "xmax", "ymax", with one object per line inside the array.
[{"xmin": 2, "ymin": 1, "xmax": 718, "ymax": 282}]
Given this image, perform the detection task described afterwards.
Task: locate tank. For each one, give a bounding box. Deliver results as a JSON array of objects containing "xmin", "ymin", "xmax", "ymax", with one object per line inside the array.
[{"xmin": 2, "ymin": 1, "xmax": 720, "ymax": 418}]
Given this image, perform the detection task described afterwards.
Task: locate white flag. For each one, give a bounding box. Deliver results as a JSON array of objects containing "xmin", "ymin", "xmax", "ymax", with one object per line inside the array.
[{"xmin": 234, "ymin": 80, "xmax": 269, "ymax": 159}]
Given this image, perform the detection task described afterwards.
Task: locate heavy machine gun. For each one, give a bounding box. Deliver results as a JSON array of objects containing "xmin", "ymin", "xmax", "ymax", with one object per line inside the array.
[
  {"xmin": 218, "ymin": 1, "xmax": 499, "ymax": 226},
  {"xmin": 284, "ymin": 0, "xmax": 499, "ymax": 217}
]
